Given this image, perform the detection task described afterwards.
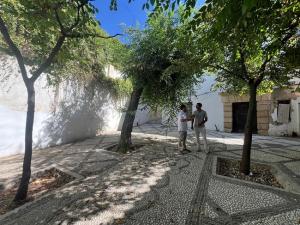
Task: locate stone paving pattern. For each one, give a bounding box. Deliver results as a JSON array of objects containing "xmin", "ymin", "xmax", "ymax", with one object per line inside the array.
[{"xmin": 0, "ymin": 124, "xmax": 300, "ymax": 225}]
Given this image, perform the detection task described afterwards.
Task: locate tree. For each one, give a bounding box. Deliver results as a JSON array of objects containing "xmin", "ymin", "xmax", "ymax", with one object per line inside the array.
[
  {"xmin": 117, "ymin": 11, "xmax": 203, "ymax": 152},
  {"xmin": 146, "ymin": 0, "xmax": 299, "ymax": 174},
  {"xmin": 189, "ymin": 0, "xmax": 299, "ymax": 174},
  {"xmin": 0, "ymin": 0, "xmax": 119, "ymax": 203}
]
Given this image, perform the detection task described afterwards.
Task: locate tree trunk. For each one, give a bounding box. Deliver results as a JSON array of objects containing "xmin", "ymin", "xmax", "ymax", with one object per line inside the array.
[
  {"xmin": 14, "ymin": 81, "xmax": 35, "ymax": 202},
  {"xmin": 117, "ymin": 87, "xmax": 143, "ymax": 153},
  {"xmin": 240, "ymin": 82, "xmax": 257, "ymax": 175}
]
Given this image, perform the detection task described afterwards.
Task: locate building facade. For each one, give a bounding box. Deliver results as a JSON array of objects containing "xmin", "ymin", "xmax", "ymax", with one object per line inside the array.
[
  {"xmin": 221, "ymin": 85, "xmax": 300, "ymax": 136},
  {"xmin": 162, "ymin": 74, "xmax": 300, "ymax": 137}
]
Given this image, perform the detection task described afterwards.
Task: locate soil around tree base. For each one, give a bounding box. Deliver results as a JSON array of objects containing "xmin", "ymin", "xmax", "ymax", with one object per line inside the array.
[
  {"xmin": 107, "ymin": 144, "xmax": 145, "ymax": 153},
  {"xmin": 216, "ymin": 157, "xmax": 283, "ymax": 189},
  {"xmin": 0, "ymin": 168, "xmax": 75, "ymax": 216}
]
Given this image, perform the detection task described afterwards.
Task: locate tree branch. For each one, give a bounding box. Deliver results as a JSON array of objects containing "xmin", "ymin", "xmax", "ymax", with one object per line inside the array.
[
  {"xmin": 0, "ymin": 15, "xmax": 29, "ymax": 84},
  {"xmin": 208, "ymin": 64, "xmax": 233, "ymax": 75},
  {"xmin": 31, "ymin": 36, "xmax": 66, "ymax": 82},
  {"xmin": 238, "ymin": 48, "xmax": 250, "ymax": 81},
  {"xmin": 280, "ymin": 19, "xmax": 299, "ymax": 46},
  {"xmin": 2, "ymin": 1, "xmax": 121, "ymax": 84},
  {"xmin": 209, "ymin": 63, "xmax": 248, "ymax": 84},
  {"xmin": 54, "ymin": 1, "xmax": 86, "ymax": 36},
  {"xmin": 65, "ymin": 32, "xmax": 122, "ymax": 39},
  {"xmin": 67, "ymin": 1, "xmax": 85, "ymax": 32},
  {"xmin": 256, "ymin": 55, "xmax": 272, "ymax": 84},
  {"xmin": 54, "ymin": 5, "xmax": 67, "ymax": 35},
  {"xmin": 257, "ymin": 19, "xmax": 299, "ymax": 84}
]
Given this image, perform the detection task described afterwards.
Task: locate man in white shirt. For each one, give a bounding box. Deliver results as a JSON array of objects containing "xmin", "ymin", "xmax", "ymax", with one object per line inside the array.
[
  {"xmin": 178, "ymin": 104, "xmax": 192, "ymax": 153},
  {"xmin": 191, "ymin": 103, "xmax": 209, "ymax": 153}
]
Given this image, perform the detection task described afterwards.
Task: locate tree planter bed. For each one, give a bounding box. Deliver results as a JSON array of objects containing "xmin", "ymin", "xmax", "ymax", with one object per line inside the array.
[
  {"xmin": 0, "ymin": 167, "xmax": 75, "ymax": 216},
  {"xmin": 216, "ymin": 157, "xmax": 283, "ymax": 188}
]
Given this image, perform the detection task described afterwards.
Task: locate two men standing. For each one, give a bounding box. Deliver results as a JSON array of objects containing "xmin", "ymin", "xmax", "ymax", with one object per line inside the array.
[{"xmin": 178, "ymin": 103, "xmax": 208, "ymax": 153}]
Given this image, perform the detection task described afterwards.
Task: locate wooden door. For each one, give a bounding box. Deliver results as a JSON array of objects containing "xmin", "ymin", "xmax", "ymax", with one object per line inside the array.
[{"xmin": 232, "ymin": 102, "xmax": 257, "ymax": 133}]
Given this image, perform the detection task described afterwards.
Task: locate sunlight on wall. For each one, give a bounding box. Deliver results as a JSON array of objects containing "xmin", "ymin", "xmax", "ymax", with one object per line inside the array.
[{"xmin": 0, "ymin": 55, "xmax": 151, "ymax": 156}]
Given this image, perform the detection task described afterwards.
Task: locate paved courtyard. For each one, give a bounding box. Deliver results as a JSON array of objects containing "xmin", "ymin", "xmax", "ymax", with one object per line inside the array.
[{"xmin": 0, "ymin": 124, "xmax": 300, "ymax": 225}]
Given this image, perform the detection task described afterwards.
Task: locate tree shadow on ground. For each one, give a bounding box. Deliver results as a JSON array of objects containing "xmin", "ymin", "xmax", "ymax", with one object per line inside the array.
[
  {"xmin": 0, "ymin": 127, "xmax": 251, "ymax": 225},
  {"xmin": 0, "ymin": 133, "xmax": 208, "ymax": 225},
  {"xmin": 2, "ymin": 125, "xmax": 299, "ymax": 225}
]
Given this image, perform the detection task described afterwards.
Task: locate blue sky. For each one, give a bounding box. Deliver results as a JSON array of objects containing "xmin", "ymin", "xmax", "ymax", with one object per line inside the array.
[
  {"xmin": 94, "ymin": 0, "xmax": 205, "ymax": 41},
  {"xmin": 94, "ymin": 1, "xmax": 148, "ymax": 41}
]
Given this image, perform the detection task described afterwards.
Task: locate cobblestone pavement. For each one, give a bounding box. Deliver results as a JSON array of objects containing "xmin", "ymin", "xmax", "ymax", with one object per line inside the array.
[{"xmin": 0, "ymin": 124, "xmax": 300, "ymax": 225}]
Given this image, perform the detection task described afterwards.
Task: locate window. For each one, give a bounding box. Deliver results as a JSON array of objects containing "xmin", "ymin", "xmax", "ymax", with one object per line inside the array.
[{"xmin": 277, "ymin": 100, "xmax": 290, "ymax": 123}]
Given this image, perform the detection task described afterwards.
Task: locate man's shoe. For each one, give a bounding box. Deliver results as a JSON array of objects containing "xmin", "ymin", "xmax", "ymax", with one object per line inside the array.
[{"xmin": 184, "ymin": 148, "xmax": 191, "ymax": 152}]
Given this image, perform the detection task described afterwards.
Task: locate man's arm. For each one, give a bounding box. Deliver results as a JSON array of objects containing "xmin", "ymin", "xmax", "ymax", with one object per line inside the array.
[
  {"xmin": 200, "ymin": 113, "xmax": 208, "ymax": 126},
  {"xmin": 204, "ymin": 112, "xmax": 208, "ymax": 123},
  {"xmin": 181, "ymin": 115, "xmax": 193, "ymax": 122}
]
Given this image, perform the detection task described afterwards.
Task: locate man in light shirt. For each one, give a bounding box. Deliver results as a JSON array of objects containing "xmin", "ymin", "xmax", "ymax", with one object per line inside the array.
[
  {"xmin": 178, "ymin": 104, "xmax": 192, "ymax": 153},
  {"xmin": 191, "ymin": 103, "xmax": 209, "ymax": 153}
]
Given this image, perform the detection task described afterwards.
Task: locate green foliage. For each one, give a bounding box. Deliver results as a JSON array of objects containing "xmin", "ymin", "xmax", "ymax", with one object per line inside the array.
[
  {"xmin": 0, "ymin": 0, "xmax": 128, "ymax": 97},
  {"xmin": 186, "ymin": 0, "xmax": 300, "ymax": 94},
  {"xmin": 213, "ymin": 79, "xmax": 275, "ymax": 96},
  {"xmin": 143, "ymin": 0, "xmax": 196, "ymax": 17},
  {"xmin": 122, "ymin": 11, "xmax": 203, "ymax": 116},
  {"xmin": 93, "ymin": 73, "xmax": 133, "ymax": 99},
  {"xmin": 0, "ymin": 0, "xmax": 98, "ymax": 63},
  {"xmin": 47, "ymin": 33, "xmax": 126, "ymax": 84},
  {"xmin": 146, "ymin": 0, "xmax": 300, "ymax": 94}
]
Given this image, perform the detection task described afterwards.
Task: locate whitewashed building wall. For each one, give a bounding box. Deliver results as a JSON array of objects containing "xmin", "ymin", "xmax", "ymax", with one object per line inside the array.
[
  {"xmin": 191, "ymin": 75, "xmax": 224, "ymax": 131},
  {"xmin": 161, "ymin": 75, "xmax": 225, "ymax": 131},
  {"xmin": 0, "ymin": 54, "xmax": 150, "ymax": 157}
]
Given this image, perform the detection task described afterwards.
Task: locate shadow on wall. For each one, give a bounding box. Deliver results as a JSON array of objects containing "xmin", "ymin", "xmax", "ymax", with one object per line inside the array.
[{"xmin": 36, "ymin": 80, "xmax": 120, "ymax": 148}]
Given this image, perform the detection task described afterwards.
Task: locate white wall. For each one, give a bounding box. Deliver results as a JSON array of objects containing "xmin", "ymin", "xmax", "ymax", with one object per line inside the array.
[
  {"xmin": 0, "ymin": 54, "xmax": 151, "ymax": 157},
  {"xmin": 161, "ymin": 75, "xmax": 224, "ymax": 131},
  {"xmin": 269, "ymin": 96, "xmax": 300, "ymax": 136},
  {"xmin": 191, "ymin": 75, "xmax": 224, "ymax": 131}
]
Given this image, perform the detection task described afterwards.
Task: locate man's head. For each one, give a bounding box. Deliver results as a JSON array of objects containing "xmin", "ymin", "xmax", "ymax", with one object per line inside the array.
[
  {"xmin": 196, "ymin": 103, "xmax": 202, "ymax": 110},
  {"xmin": 180, "ymin": 104, "xmax": 187, "ymax": 112}
]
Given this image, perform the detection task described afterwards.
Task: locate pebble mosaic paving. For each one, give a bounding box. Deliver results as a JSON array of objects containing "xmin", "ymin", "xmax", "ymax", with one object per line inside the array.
[{"xmin": 0, "ymin": 124, "xmax": 300, "ymax": 225}]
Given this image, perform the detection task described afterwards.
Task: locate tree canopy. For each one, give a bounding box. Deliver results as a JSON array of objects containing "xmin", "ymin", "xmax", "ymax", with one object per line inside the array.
[
  {"xmin": 122, "ymin": 11, "xmax": 203, "ymax": 115},
  {"xmin": 117, "ymin": 10, "xmax": 206, "ymax": 152},
  {"xmin": 0, "ymin": 0, "xmax": 126, "ymax": 84},
  {"xmin": 199, "ymin": 0, "xmax": 300, "ymax": 94},
  {"xmin": 151, "ymin": 0, "xmax": 300, "ymax": 93},
  {"xmin": 143, "ymin": 0, "xmax": 299, "ymax": 174}
]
